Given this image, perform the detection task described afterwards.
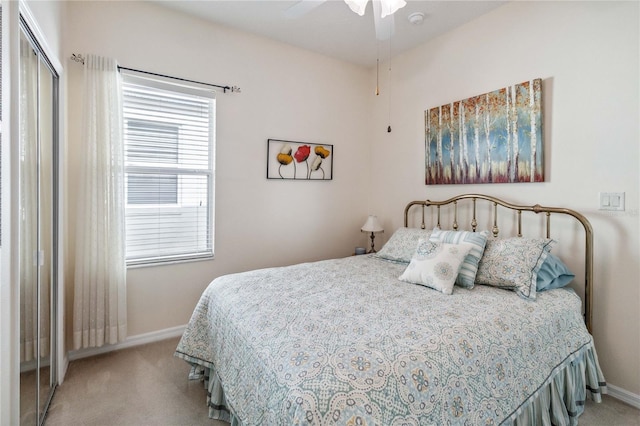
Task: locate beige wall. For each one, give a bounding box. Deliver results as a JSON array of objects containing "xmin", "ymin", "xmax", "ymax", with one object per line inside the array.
[
  {"xmin": 368, "ymin": 1, "xmax": 639, "ymax": 395},
  {"xmin": 63, "ymin": 2, "xmax": 371, "ymax": 338}
]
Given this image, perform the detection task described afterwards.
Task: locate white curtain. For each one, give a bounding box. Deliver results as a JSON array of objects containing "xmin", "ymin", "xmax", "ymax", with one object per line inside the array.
[
  {"xmin": 19, "ymin": 38, "xmax": 49, "ymax": 362},
  {"xmin": 73, "ymin": 55, "xmax": 127, "ymax": 350}
]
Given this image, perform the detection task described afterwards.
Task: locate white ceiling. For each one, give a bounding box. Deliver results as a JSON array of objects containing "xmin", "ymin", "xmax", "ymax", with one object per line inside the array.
[{"xmin": 155, "ymin": 0, "xmax": 507, "ymax": 67}]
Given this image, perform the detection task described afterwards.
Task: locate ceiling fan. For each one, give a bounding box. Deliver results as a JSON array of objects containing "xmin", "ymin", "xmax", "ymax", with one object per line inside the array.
[{"xmin": 284, "ymin": 0, "xmax": 407, "ymax": 41}]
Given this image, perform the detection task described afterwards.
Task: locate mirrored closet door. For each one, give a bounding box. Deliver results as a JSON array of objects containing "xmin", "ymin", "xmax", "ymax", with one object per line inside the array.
[{"xmin": 19, "ymin": 15, "xmax": 59, "ymax": 426}]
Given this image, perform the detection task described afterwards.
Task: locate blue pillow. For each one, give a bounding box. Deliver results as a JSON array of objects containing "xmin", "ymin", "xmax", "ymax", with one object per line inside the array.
[{"xmin": 536, "ymin": 253, "xmax": 575, "ymax": 292}]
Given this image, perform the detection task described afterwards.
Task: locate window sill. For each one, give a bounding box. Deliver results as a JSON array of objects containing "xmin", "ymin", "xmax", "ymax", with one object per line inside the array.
[{"xmin": 126, "ymin": 253, "xmax": 214, "ymax": 269}]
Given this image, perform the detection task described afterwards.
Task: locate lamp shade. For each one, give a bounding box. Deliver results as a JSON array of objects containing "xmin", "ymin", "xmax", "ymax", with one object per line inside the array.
[{"xmin": 361, "ymin": 215, "xmax": 384, "ymax": 233}]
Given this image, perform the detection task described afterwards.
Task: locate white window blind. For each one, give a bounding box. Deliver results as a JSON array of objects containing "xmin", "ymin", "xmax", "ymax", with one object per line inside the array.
[{"xmin": 122, "ymin": 72, "xmax": 215, "ymax": 266}]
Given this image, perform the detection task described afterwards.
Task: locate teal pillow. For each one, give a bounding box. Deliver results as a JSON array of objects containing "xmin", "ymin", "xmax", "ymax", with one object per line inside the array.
[{"xmin": 536, "ymin": 253, "xmax": 575, "ymax": 292}]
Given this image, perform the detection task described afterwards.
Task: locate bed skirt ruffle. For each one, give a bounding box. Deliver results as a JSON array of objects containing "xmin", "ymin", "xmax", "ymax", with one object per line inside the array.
[
  {"xmin": 186, "ymin": 365, "xmax": 234, "ymax": 424},
  {"xmin": 509, "ymin": 341, "xmax": 606, "ymax": 426},
  {"xmin": 179, "ymin": 340, "xmax": 606, "ymax": 426}
]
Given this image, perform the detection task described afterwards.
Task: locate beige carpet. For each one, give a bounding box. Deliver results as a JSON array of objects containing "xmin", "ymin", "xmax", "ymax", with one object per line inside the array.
[{"xmin": 45, "ymin": 337, "xmax": 639, "ymax": 425}]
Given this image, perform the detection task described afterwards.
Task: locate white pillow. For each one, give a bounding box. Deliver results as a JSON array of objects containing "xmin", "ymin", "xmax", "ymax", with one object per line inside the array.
[
  {"xmin": 399, "ymin": 239, "xmax": 474, "ymax": 295},
  {"xmin": 429, "ymin": 228, "xmax": 490, "ymax": 289}
]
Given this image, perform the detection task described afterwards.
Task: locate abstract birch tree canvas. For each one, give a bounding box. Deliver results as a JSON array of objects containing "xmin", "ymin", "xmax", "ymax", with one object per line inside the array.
[{"xmin": 425, "ymin": 79, "xmax": 543, "ymax": 185}]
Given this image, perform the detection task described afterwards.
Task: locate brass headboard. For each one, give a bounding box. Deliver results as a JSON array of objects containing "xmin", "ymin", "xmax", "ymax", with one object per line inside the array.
[{"xmin": 404, "ymin": 194, "xmax": 594, "ymax": 332}]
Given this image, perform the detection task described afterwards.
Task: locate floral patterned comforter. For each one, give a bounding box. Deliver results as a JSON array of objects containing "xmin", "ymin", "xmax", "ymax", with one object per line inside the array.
[{"xmin": 175, "ymin": 255, "xmax": 603, "ymax": 425}]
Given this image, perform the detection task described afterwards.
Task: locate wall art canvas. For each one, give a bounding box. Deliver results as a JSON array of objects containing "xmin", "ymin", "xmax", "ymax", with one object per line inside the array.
[
  {"xmin": 267, "ymin": 139, "xmax": 333, "ymax": 180},
  {"xmin": 425, "ymin": 78, "xmax": 543, "ymax": 185}
]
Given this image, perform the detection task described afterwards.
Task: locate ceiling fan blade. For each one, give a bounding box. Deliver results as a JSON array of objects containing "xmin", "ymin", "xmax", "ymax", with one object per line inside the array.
[
  {"xmin": 372, "ymin": 0, "xmax": 395, "ymax": 40},
  {"xmin": 283, "ymin": 0, "xmax": 327, "ymax": 19}
]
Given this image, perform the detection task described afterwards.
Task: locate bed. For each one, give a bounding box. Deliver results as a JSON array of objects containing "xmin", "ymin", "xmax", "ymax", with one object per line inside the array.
[{"xmin": 175, "ymin": 194, "xmax": 606, "ymax": 425}]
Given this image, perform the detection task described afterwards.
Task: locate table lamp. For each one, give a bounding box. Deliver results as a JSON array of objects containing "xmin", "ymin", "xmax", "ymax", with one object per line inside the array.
[{"xmin": 361, "ymin": 215, "xmax": 384, "ymax": 253}]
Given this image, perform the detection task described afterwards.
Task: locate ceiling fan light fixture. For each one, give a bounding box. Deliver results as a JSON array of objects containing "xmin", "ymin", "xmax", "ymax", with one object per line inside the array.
[
  {"xmin": 344, "ymin": 0, "xmax": 407, "ymax": 18},
  {"xmin": 379, "ymin": 0, "xmax": 407, "ymax": 18},
  {"xmin": 344, "ymin": 0, "xmax": 369, "ymax": 16}
]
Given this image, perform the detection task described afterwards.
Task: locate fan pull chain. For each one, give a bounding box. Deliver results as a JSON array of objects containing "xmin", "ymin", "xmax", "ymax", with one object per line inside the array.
[
  {"xmin": 375, "ymin": 42, "xmax": 380, "ymax": 96},
  {"xmin": 387, "ymin": 63, "xmax": 391, "ymax": 132},
  {"xmin": 387, "ymin": 37, "xmax": 392, "ymax": 132}
]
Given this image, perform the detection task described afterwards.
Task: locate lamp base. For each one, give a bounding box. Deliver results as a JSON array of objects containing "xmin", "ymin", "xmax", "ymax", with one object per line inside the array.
[{"xmin": 368, "ymin": 232, "xmax": 377, "ymax": 253}]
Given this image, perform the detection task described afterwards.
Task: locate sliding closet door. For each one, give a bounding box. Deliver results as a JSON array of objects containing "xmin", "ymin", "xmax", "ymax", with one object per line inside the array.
[
  {"xmin": 37, "ymin": 49, "xmax": 55, "ymax": 422},
  {"xmin": 18, "ymin": 16, "xmax": 58, "ymax": 426},
  {"xmin": 18, "ymin": 27, "xmax": 39, "ymax": 425}
]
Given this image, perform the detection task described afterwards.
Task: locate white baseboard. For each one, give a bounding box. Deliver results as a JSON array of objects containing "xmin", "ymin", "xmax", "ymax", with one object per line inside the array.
[
  {"xmin": 59, "ymin": 355, "xmax": 69, "ymax": 384},
  {"xmin": 68, "ymin": 324, "xmax": 185, "ymax": 362},
  {"xmin": 607, "ymin": 383, "xmax": 640, "ymax": 409}
]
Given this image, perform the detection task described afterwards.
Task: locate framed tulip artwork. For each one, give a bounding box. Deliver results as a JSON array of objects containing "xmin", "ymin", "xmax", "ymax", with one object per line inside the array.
[{"xmin": 267, "ymin": 139, "xmax": 333, "ymax": 180}]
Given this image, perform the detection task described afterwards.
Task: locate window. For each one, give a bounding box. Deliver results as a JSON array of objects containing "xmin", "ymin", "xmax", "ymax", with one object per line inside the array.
[{"xmin": 122, "ymin": 72, "xmax": 215, "ymax": 266}]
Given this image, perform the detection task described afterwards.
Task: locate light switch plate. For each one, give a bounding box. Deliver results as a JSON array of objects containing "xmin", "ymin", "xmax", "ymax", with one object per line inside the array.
[{"xmin": 599, "ymin": 192, "xmax": 625, "ymax": 211}]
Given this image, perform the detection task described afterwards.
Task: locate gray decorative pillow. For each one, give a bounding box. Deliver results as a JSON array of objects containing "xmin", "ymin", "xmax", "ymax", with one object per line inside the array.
[
  {"xmin": 374, "ymin": 227, "xmax": 433, "ymax": 264},
  {"xmin": 475, "ymin": 237, "xmax": 556, "ymax": 300}
]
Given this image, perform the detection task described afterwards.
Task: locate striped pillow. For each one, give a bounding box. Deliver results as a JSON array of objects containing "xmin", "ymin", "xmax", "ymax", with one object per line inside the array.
[{"xmin": 429, "ymin": 229, "xmax": 490, "ymax": 289}]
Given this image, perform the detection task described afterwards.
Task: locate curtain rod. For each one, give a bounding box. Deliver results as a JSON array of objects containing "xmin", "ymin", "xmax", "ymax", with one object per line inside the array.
[{"xmin": 70, "ymin": 53, "xmax": 241, "ymax": 94}]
